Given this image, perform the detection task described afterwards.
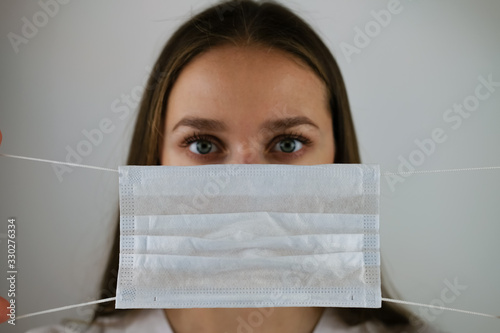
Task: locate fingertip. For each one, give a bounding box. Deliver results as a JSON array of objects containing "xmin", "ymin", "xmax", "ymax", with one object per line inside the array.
[{"xmin": 0, "ymin": 296, "xmax": 10, "ymax": 324}]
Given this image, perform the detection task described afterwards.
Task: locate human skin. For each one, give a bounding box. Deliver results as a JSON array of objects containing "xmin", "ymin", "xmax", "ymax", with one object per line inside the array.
[{"xmin": 160, "ymin": 44, "xmax": 335, "ymax": 333}]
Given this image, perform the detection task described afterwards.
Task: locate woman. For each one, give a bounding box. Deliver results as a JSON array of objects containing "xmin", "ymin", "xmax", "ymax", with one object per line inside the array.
[{"xmin": 29, "ymin": 0, "xmax": 437, "ymax": 332}]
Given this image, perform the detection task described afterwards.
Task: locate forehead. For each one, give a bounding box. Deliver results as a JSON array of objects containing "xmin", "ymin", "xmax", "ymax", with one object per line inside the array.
[{"xmin": 166, "ymin": 44, "xmax": 330, "ymax": 128}]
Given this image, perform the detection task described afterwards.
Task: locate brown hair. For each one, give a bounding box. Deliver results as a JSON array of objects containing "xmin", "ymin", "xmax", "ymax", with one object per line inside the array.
[{"xmin": 92, "ymin": 0, "xmax": 416, "ymax": 328}]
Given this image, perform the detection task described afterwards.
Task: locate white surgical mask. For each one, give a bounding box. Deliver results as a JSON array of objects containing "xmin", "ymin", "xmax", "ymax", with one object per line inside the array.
[{"xmin": 116, "ymin": 164, "xmax": 381, "ymax": 309}]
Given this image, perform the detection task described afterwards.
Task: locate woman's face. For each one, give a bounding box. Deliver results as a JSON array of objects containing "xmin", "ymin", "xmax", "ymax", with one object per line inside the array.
[{"xmin": 161, "ymin": 45, "xmax": 335, "ymax": 166}]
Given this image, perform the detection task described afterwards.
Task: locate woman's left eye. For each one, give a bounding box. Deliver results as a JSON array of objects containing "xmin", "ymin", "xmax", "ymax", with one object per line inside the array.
[{"xmin": 272, "ymin": 138, "xmax": 303, "ymax": 153}]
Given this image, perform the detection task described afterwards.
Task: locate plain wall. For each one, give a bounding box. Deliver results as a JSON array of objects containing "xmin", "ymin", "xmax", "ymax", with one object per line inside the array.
[{"xmin": 0, "ymin": 1, "xmax": 499, "ymax": 332}]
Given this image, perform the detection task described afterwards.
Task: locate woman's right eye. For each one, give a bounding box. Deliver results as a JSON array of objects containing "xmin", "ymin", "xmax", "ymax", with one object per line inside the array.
[
  {"xmin": 188, "ymin": 139, "xmax": 219, "ymax": 155},
  {"xmin": 181, "ymin": 134, "xmax": 221, "ymax": 156}
]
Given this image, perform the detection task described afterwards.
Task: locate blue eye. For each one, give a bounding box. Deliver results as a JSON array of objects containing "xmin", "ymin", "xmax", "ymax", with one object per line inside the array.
[
  {"xmin": 188, "ymin": 140, "xmax": 218, "ymax": 154},
  {"xmin": 273, "ymin": 138, "xmax": 303, "ymax": 153}
]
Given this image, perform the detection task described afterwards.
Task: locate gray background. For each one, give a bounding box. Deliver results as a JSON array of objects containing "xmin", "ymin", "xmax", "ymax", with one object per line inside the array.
[{"xmin": 1, "ymin": 0, "xmax": 499, "ymax": 332}]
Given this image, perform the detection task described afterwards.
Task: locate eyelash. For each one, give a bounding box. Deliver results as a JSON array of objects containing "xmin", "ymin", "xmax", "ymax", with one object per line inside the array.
[
  {"xmin": 179, "ymin": 131, "xmax": 313, "ymax": 158},
  {"xmin": 270, "ymin": 131, "xmax": 313, "ymax": 149},
  {"xmin": 180, "ymin": 132, "xmax": 222, "ymax": 152}
]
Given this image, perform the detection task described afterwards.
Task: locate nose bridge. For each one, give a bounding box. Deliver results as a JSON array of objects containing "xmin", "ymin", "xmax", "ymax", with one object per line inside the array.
[{"xmin": 228, "ymin": 138, "xmax": 266, "ymax": 164}]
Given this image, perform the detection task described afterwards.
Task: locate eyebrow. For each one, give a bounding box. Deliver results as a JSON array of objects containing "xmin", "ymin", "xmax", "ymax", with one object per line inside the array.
[
  {"xmin": 172, "ymin": 117, "xmax": 228, "ymax": 132},
  {"xmin": 171, "ymin": 116, "xmax": 319, "ymax": 132},
  {"xmin": 262, "ymin": 116, "xmax": 319, "ymax": 132}
]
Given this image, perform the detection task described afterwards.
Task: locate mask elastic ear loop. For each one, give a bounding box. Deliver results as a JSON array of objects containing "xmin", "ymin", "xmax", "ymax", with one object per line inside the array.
[
  {"xmin": 0, "ymin": 153, "xmax": 119, "ymax": 173},
  {"xmin": 10, "ymin": 296, "xmax": 499, "ymax": 321},
  {"xmin": 1, "ymin": 153, "xmax": 500, "ymax": 322},
  {"xmin": 14, "ymin": 297, "xmax": 117, "ymax": 320},
  {"xmin": 381, "ymin": 298, "xmax": 500, "ymax": 319},
  {"xmin": 2, "ymin": 153, "xmax": 500, "ymax": 175}
]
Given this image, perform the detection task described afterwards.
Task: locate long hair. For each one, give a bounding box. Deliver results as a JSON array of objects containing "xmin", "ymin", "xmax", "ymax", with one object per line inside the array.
[{"xmin": 92, "ymin": 0, "xmax": 415, "ymax": 328}]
